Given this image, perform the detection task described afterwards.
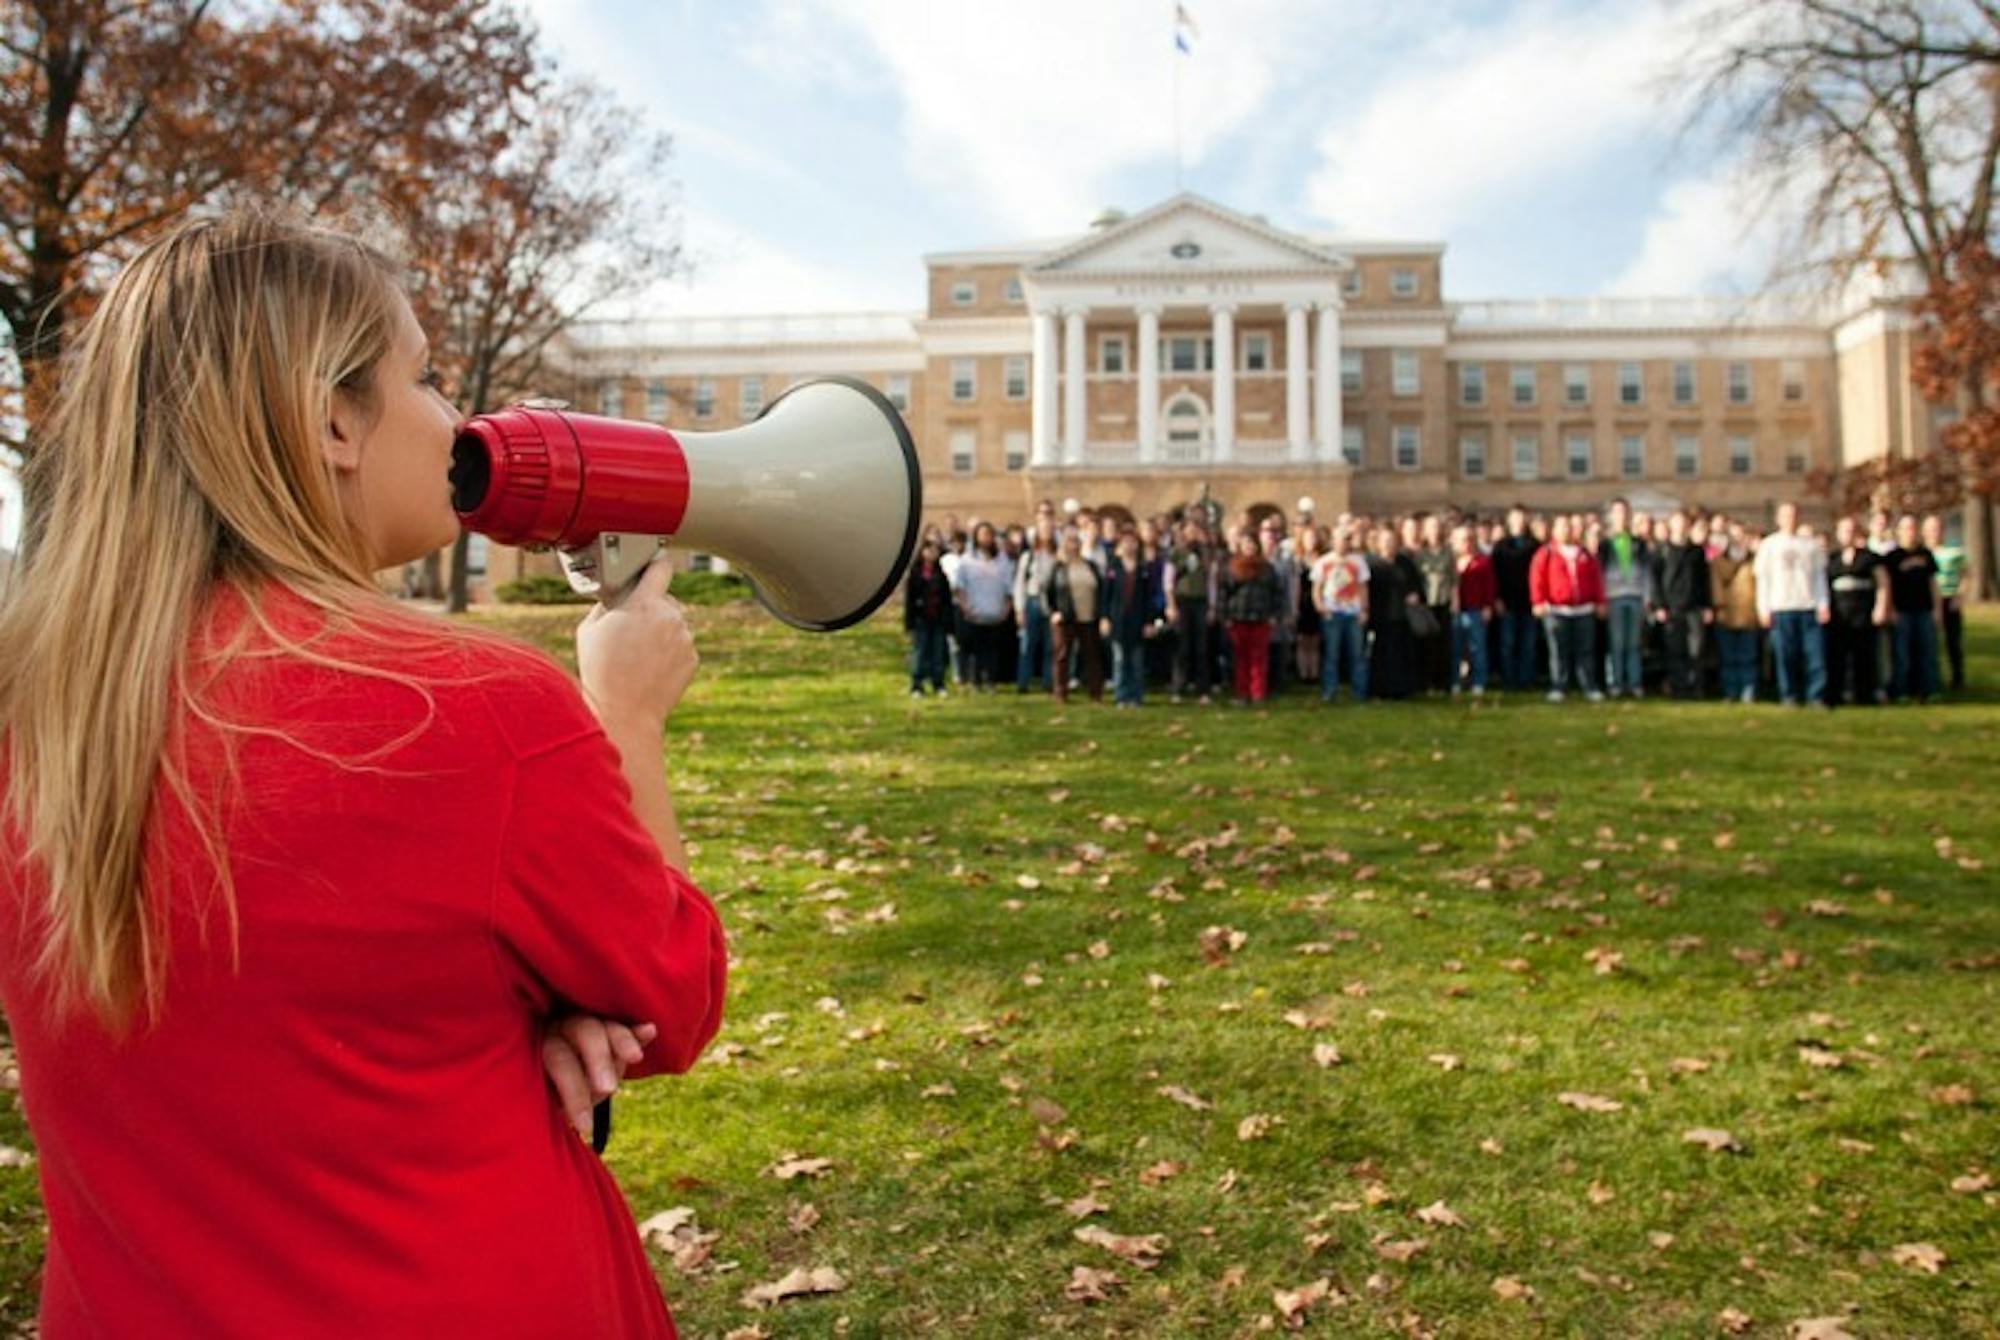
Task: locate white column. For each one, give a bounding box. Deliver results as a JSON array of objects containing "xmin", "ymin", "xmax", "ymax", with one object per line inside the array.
[
  {"xmin": 1136, "ymin": 304, "xmax": 1161, "ymax": 464},
  {"xmin": 1030, "ymin": 309, "xmax": 1057, "ymax": 466},
  {"xmin": 1286, "ymin": 302, "xmax": 1310, "ymax": 461},
  {"xmin": 1211, "ymin": 302, "xmax": 1236, "ymax": 463},
  {"xmin": 1315, "ymin": 301, "xmax": 1342, "ymax": 464},
  {"xmin": 1063, "ymin": 307, "xmax": 1087, "ymax": 465}
]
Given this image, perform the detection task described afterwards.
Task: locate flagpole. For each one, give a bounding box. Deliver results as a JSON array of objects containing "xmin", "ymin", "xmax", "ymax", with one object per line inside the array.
[{"xmin": 1172, "ymin": 1, "xmax": 1183, "ymax": 190}]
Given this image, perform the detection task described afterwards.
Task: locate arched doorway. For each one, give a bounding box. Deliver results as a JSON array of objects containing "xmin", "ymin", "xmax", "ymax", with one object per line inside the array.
[{"xmin": 1162, "ymin": 391, "xmax": 1208, "ymax": 462}]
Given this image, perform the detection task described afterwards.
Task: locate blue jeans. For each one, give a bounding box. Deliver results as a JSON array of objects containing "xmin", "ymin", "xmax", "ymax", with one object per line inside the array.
[
  {"xmin": 1544, "ymin": 613, "xmax": 1598, "ymax": 694},
  {"xmin": 1017, "ymin": 596, "xmax": 1052, "ymax": 689},
  {"xmin": 1606, "ymin": 596, "xmax": 1645, "ymax": 694},
  {"xmin": 909, "ymin": 624, "xmax": 947, "ymax": 691},
  {"xmin": 1112, "ymin": 636, "xmax": 1146, "ymax": 704},
  {"xmin": 1717, "ymin": 627, "xmax": 1759, "ymax": 701},
  {"xmin": 1770, "ymin": 610, "xmax": 1827, "ymax": 704},
  {"xmin": 1891, "ymin": 611, "xmax": 1939, "ymax": 700},
  {"xmin": 1320, "ymin": 612, "xmax": 1369, "ymax": 701},
  {"xmin": 1498, "ymin": 609, "xmax": 1539, "ymax": 689},
  {"xmin": 1452, "ymin": 611, "xmax": 1490, "ymax": 690}
]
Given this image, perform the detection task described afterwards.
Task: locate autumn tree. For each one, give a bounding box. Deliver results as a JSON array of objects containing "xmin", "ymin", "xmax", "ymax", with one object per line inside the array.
[
  {"xmin": 397, "ymin": 72, "xmax": 681, "ymax": 611},
  {"xmin": 1682, "ymin": 0, "xmax": 2000, "ymax": 591},
  {"xmin": 0, "ymin": 0, "xmax": 535, "ymax": 452}
]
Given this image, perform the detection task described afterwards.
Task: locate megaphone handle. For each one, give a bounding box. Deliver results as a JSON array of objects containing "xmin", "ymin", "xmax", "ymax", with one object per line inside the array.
[{"xmin": 559, "ymin": 533, "xmax": 669, "ymax": 607}]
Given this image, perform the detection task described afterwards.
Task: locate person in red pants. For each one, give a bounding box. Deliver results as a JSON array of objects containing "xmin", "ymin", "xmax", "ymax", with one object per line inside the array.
[
  {"xmin": 0, "ymin": 210, "xmax": 725, "ymax": 1339},
  {"xmin": 1221, "ymin": 530, "xmax": 1282, "ymax": 705}
]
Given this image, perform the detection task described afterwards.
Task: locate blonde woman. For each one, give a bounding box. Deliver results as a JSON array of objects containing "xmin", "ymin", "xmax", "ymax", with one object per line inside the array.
[{"xmin": 0, "ymin": 211, "xmax": 723, "ymax": 1336}]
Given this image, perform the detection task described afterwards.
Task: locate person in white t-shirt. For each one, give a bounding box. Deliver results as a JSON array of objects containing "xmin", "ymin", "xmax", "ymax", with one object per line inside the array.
[
  {"xmin": 1753, "ymin": 502, "xmax": 1830, "ymax": 707},
  {"xmin": 1312, "ymin": 526, "xmax": 1371, "ymax": 703}
]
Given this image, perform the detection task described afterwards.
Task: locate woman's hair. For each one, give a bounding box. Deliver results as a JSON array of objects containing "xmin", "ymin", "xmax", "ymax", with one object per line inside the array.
[{"xmin": 0, "ymin": 208, "xmax": 420, "ymax": 1028}]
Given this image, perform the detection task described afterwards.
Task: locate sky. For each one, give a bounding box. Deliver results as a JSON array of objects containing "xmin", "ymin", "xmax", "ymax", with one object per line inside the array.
[{"xmin": 521, "ymin": 0, "xmax": 1785, "ymax": 318}]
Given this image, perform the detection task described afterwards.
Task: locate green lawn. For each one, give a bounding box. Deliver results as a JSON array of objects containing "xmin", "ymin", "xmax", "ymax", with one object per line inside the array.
[{"xmin": 2, "ymin": 606, "xmax": 1996, "ymax": 1337}]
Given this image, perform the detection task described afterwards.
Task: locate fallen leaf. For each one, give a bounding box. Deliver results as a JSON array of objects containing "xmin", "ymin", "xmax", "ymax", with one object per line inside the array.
[
  {"xmin": 1374, "ymin": 1237, "xmax": 1427, "ymax": 1263},
  {"xmin": 1158, "ymin": 1084, "xmax": 1213, "ymax": 1112},
  {"xmin": 1311, "ymin": 1043, "xmax": 1344, "ymax": 1069},
  {"xmin": 1557, "ymin": 1091, "xmax": 1624, "ymax": 1113},
  {"xmin": 1415, "ymin": 1200, "xmax": 1466, "ymax": 1228},
  {"xmin": 1491, "ymin": 1275, "xmax": 1536, "ymax": 1302},
  {"xmin": 1584, "ymin": 945, "xmax": 1624, "ymax": 976},
  {"xmin": 1683, "ymin": 1127, "xmax": 1744, "ymax": 1153},
  {"xmin": 1798, "ymin": 1046, "xmax": 1845, "ymax": 1069},
  {"xmin": 1717, "ymin": 1305, "xmax": 1753, "ymax": 1334},
  {"xmin": 1929, "ymin": 1083, "xmax": 1975, "ymax": 1106},
  {"xmin": 1237, "ymin": 1112, "xmax": 1282, "ymax": 1142},
  {"xmin": 740, "ymin": 1265, "xmax": 848, "ymax": 1309},
  {"xmin": 1074, "ymin": 1224, "xmax": 1168, "ymax": 1269},
  {"xmin": 1029, "ymin": 1098, "xmax": 1068, "ymax": 1127},
  {"xmin": 1138, "ymin": 1160, "xmax": 1184, "ymax": 1186},
  {"xmin": 1064, "ymin": 1264, "xmax": 1121, "ymax": 1302},
  {"xmin": 765, "ymin": 1155, "xmax": 834, "ymax": 1181},
  {"xmin": 1427, "ymin": 1053, "xmax": 1462, "ymax": 1072},
  {"xmin": 1787, "ymin": 1318, "xmax": 1857, "ymax": 1340},
  {"xmin": 1890, "ymin": 1241, "xmax": 1947, "ymax": 1275},
  {"xmin": 1272, "ymin": 1277, "xmax": 1343, "ymax": 1327},
  {"xmin": 1950, "ymin": 1172, "xmax": 1993, "ymax": 1194},
  {"xmin": 1668, "ymin": 1056, "xmax": 1712, "ymax": 1075},
  {"xmin": 1065, "ymin": 1193, "xmax": 1110, "ymax": 1219}
]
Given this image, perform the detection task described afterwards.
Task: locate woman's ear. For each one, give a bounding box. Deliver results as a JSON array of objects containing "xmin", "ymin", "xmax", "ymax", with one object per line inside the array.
[{"xmin": 322, "ymin": 387, "xmax": 367, "ymax": 474}]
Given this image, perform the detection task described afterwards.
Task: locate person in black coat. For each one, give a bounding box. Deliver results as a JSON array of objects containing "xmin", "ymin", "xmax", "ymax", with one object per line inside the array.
[
  {"xmin": 1648, "ymin": 510, "xmax": 1713, "ymax": 699},
  {"xmin": 902, "ymin": 538, "xmax": 953, "ymax": 696},
  {"xmin": 1366, "ymin": 526, "xmax": 1425, "ymax": 700},
  {"xmin": 1103, "ymin": 531, "xmax": 1161, "ymax": 707}
]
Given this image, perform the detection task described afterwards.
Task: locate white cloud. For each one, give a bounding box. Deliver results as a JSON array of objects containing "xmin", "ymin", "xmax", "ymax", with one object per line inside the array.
[
  {"xmin": 630, "ymin": 205, "xmax": 911, "ymax": 315},
  {"xmin": 806, "ymin": 0, "xmax": 1342, "ymax": 236},
  {"xmin": 1599, "ymin": 166, "xmax": 1780, "ymax": 295},
  {"xmin": 1303, "ymin": 1, "xmax": 1680, "ymax": 239}
]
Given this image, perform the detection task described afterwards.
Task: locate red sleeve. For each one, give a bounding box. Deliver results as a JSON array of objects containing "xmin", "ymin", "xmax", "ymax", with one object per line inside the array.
[
  {"xmin": 1528, "ymin": 548, "xmax": 1549, "ymax": 606},
  {"xmin": 490, "ymin": 728, "xmax": 727, "ymax": 1077}
]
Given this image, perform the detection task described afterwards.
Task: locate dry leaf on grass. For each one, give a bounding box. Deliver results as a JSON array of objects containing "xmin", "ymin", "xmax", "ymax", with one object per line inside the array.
[
  {"xmin": 1491, "ymin": 1275, "xmax": 1536, "ymax": 1302},
  {"xmin": 1890, "ymin": 1241, "xmax": 1947, "ymax": 1274},
  {"xmin": 1683, "ymin": 1127, "xmax": 1744, "ymax": 1153},
  {"xmin": 1374, "ymin": 1237, "xmax": 1427, "ymax": 1263},
  {"xmin": 1787, "ymin": 1318, "xmax": 1857, "ymax": 1340},
  {"xmin": 1074, "ymin": 1224, "xmax": 1168, "ymax": 1268},
  {"xmin": 1138, "ymin": 1160, "xmax": 1184, "ymax": 1185},
  {"xmin": 740, "ymin": 1265, "xmax": 847, "ymax": 1309},
  {"xmin": 1312, "ymin": 1043, "xmax": 1344, "ymax": 1068},
  {"xmin": 1065, "ymin": 1193, "xmax": 1110, "ymax": 1219},
  {"xmin": 1199, "ymin": 925, "xmax": 1249, "ymax": 964},
  {"xmin": 1427, "ymin": 1053, "xmax": 1462, "ymax": 1072},
  {"xmin": 1557, "ymin": 1091, "xmax": 1624, "ymax": 1113},
  {"xmin": 1273, "ymin": 1277, "xmax": 1345, "ymax": 1327},
  {"xmin": 1415, "ymin": 1200, "xmax": 1466, "ymax": 1228},
  {"xmin": 1798, "ymin": 1046, "xmax": 1845, "ymax": 1069},
  {"xmin": 1717, "ymin": 1305, "xmax": 1753, "ymax": 1334},
  {"xmin": 764, "ymin": 1155, "xmax": 834, "ymax": 1181},
  {"xmin": 1158, "ymin": 1083, "xmax": 1213, "ymax": 1111},
  {"xmin": 1064, "ymin": 1264, "xmax": 1121, "ymax": 1302},
  {"xmin": 1237, "ymin": 1112, "xmax": 1282, "ymax": 1142},
  {"xmin": 1950, "ymin": 1172, "xmax": 1993, "ymax": 1194}
]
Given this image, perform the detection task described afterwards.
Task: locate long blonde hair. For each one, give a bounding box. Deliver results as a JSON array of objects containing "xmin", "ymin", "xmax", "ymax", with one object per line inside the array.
[{"xmin": 0, "ymin": 208, "xmax": 425, "ymax": 1029}]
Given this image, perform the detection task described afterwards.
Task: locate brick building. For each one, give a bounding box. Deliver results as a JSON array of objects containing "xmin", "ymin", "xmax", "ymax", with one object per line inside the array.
[{"xmin": 470, "ymin": 192, "xmax": 1955, "ymax": 595}]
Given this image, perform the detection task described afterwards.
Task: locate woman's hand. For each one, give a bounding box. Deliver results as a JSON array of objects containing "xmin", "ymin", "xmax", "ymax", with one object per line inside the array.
[
  {"xmin": 542, "ymin": 1014, "xmax": 658, "ymax": 1140},
  {"xmin": 576, "ymin": 559, "xmax": 698, "ymax": 729}
]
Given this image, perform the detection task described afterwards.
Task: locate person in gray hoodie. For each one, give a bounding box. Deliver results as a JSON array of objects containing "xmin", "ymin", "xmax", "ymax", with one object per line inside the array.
[{"xmin": 1596, "ymin": 497, "xmax": 1653, "ymax": 698}]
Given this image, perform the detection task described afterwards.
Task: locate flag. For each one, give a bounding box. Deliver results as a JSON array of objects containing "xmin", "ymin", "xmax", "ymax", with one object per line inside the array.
[{"xmin": 1175, "ymin": 2, "xmax": 1197, "ymax": 54}]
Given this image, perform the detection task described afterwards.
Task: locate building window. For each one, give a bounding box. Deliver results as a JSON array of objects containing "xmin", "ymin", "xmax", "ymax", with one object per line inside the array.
[
  {"xmin": 1619, "ymin": 433, "xmax": 1644, "ymax": 479},
  {"xmin": 1393, "ymin": 423, "xmax": 1420, "ymax": 470},
  {"xmin": 1617, "ymin": 362, "xmax": 1642, "ymax": 405},
  {"xmin": 1243, "ymin": 332, "xmax": 1270, "ymax": 372},
  {"xmin": 1511, "ymin": 364, "xmax": 1536, "ymax": 406},
  {"xmin": 1674, "ymin": 433, "xmax": 1699, "ymax": 478},
  {"xmin": 1512, "ymin": 432, "xmax": 1539, "ymax": 481},
  {"xmin": 1728, "ymin": 433, "xmax": 1753, "ymax": 475},
  {"xmin": 950, "ymin": 428, "xmax": 976, "ymax": 476},
  {"xmin": 1460, "ymin": 434, "xmax": 1486, "ymax": 478},
  {"xmin": 1390, "ymin": 268, "xmax": 1417, "ymax": 298},
  {"xmin": 1563, "ymin": 363, "xmax": 1589, "ymax": 406},
  {"xmin": 1341, "ymin": 349, "xmax": 1362, "ymax": 395},
  {"xmin": 1726, "ymin": 361, "xmax": 1750, "ymax": 404},
  {"xmin": 598, "ymin": 379, "xmax": 621, "ymax": 416},
  {"xmin": 1343, "ymin": 269, "xmax": 1361, "ymax": 296},
  {"xmin": 1168, "ymin": 336, "xmax": 1202, "ymax": 372},
  {"xmin": 1785, "ymin": 441, "xmax": 1808, "ymax": 474},
  {"xmin": 1565, "ymin": 432, "xmax": 1592, "ymax": 480},
  {"xmin": 1340, "ymin": 423, "xmax": 1363, "ymax": 467},
  {"xmin": 1391, "ymin": 349, "xmax": 1419, "ymax": 397},
  {"xmin": 1781, "ymin": 359, "xmax": 1805, "ymax": 402},
  {"xmin": 1003, "ymin": 355, "xmax": 1028, "ymax": 400},
  {"xmin": 950, "ymin": 280, "xmax": 976, "ymax": 307},
  {"xmin": 1101, "ymin": 335, "xmax": 1127, "ymax": 375},
  {"xmin": 645, "ymin": 379, "xmax": 668, "ymax": 420},
  {"xmin": 1459, "ymin": 363, "xmax": 1485, "ymax": 406},
  {"xmin": 951, "ymin": 358, "xmax": 976, "ymax": 402},
  {"xmin": 740, "ymin": 375, "xmax": 764, "ymax": 419},
  {"xmin": 693, "ymin": 378, "xmax": 714, "ymax": 418},
  {"xmin": 886, "ymin": 374, "xmax": 910, "ymax": 412},
  {"xmin": 1003, "ymin": 277, "xmax": 1023, "ymax": 303},
  {"xmin": 1004, "ymin": 430, "xmax": 1028, "ymax": 472},
  {"xmin": 1672, "ymin": 361, "xmax": 1695, "ymax": 404}
]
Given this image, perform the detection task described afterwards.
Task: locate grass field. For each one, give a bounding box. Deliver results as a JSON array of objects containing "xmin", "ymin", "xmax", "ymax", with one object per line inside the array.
[{"xmin": 1, "ymin": 603, "xmax": 1995, "ymax": 1337}]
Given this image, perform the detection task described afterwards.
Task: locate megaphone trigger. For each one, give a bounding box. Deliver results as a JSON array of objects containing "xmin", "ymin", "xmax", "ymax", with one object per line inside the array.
[{"xmin": 559, "ymin": 533, "xmax": 668, "ymax": 607}]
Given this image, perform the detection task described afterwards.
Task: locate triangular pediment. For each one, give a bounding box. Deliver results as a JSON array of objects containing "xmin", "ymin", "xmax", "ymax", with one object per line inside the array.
[{"xmin": 1028, "ymin": 194, "xmax": 1348, "ymax": 277}]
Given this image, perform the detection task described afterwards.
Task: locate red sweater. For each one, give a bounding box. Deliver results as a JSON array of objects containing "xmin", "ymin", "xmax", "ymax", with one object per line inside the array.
[
  {"xmin": 1528, "ymin": 543, "xmax": 1606, "ymax": 609},
  {"xmin": 0, "ymin": 585, "xmax": 726, "ymax": 1338},
  {"xmin": 1455, "ymin": 554, "xmax": 1497, "ymax": 612}
]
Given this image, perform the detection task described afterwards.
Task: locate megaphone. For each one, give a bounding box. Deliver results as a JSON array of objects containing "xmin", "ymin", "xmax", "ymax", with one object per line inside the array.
[{"xmin": 449, "ymin": 376, "xmax": 922, "ymax": 630}]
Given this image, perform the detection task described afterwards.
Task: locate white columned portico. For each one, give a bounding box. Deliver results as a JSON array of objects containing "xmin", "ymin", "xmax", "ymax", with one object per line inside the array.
[
  {"xmin": 1210, "ymin": 302, "xmax": 1236, "ymax": 463},
  {"xmin": 1136, "ymin": 304, "xmax": 1162, "ymax": 464},
  {"xmin": 1062, "ymin": 306, "xmax": 1087, "ymax": 465},
  {"xmin": 1030, "ymin": 308, "xmax": 1058, "ymax": 467},
  {"xmin": 1285, "ymin": 302, "xmax": 1310, "ymax": 461},
  {"xmin": 1315, "ymin": 300, "xmax": 1341, "ymax": 464}
]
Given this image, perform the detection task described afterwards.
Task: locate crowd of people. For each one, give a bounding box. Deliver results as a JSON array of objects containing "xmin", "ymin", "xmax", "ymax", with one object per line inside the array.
[{"xmin": 901, "ymin": 496, "xmax": 1971, "ymax": 709}]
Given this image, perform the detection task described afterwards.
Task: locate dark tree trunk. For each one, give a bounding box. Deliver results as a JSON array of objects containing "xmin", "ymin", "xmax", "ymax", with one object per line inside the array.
[{"xmin": 446, "ymin": 531, "xmax": 472, "ymax": 613}]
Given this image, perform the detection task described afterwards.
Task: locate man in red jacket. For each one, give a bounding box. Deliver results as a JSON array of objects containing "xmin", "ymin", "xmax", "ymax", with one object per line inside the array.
[
  {"xmin": 1529, "ymin": 514, "xmax": 1608, "ymax": 701},
  {"xmin": 1449, "ymin": 522, "xmax": 1496, "ymax": 694}
]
